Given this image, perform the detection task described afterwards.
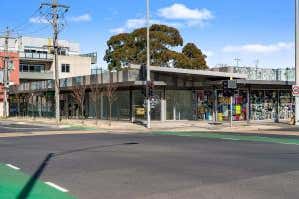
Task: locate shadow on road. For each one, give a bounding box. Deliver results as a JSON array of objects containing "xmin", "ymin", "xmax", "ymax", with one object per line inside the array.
[
  {"xmin": 16, "ymin": 142, "xmax": 139, "ymax": 198},
  {"xmin": 17, "ymin": 153, "xmax": 54, "ymax": 199}
]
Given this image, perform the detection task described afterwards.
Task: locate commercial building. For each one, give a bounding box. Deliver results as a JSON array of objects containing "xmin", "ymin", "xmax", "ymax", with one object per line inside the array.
[
  {"xmin": 8, "ymin": 64, "xmax": 295, "ymax": 123},
  {"xmin": 0, "ymin": 36, "xmax": 96, "ymax": 117}
]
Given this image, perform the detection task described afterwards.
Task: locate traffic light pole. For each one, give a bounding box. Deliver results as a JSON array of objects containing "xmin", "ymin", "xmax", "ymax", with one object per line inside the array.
[
  {"xmin": 230, "ymin": 95, "xmax": 233, "ymax": 127},
  {"xmin": 295, "ymin": 0, "xmax": 299, "ymax": 125},
  {"xmin": 229, "ymin": 77, "xmax": 235, "ymax": 128}
]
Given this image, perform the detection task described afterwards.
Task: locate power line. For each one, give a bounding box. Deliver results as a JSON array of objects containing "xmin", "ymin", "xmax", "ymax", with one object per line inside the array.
[
  {"xmin": 0, "ymin": 27, "xmax": 17, "ymax": 117},
  {"xmin": 0, "ymin": 7, "xmax": 42, "ymax": 34}
]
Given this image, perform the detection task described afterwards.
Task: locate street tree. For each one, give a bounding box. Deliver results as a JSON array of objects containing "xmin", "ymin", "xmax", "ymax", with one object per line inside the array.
[
  {"xmin": 105, "ymin": 72, "xmax": 118, "ymax": 126},
  {"xmin": 90, "ymin": 75, "xmax": 102, "ymax": 125},
  {"xmin": 182, "ymin": 43, "xmax": 208, "ymax": 70},
  {"xmin": 72, "ymin": 78, "xmax": 87, "ymax": 123},
  {"xmin": 104, "ymin": 24, "xmax": 208, "ymax": 70}
]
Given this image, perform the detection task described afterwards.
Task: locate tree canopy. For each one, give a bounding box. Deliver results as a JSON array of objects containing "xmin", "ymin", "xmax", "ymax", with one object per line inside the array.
[{"xmin": 104, "ymin": 24, "xmax": 208, "ymax": 71}]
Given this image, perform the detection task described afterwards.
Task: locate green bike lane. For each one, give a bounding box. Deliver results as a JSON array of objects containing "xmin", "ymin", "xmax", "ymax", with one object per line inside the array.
[
  {"xmin": 0, "ymin": 164, "xmax": 75, "ymax": 199},
  {"xmin": 153, "ymin": 131, "xmax": 299, "ymax": 145}
]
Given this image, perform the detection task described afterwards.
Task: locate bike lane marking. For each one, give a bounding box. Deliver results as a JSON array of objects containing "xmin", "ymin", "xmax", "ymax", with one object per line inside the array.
[{"xmin": 0, "ymin": 163, "xmax": 75, "ymax": 199}]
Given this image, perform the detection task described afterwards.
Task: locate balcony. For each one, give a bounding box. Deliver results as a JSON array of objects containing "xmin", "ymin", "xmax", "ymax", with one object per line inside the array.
[
  {"xmin": 19, "ymin": 71, "xmax": 54, "ymax": 80},
  {"xmin": 19, "ymin": 52, "xmax": 54, "ymax": 61}
]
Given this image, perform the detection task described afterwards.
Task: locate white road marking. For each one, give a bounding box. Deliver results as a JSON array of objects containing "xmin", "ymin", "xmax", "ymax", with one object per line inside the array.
[
  {"xmin": 222, "ymin": 138, "xmax": 241, "ymax": 141},
  {"xmin": 45, "ymin": 182, "xmax": 69, "ymax": 192},
  {"xmin": 6, "ymin": 164, "xmax": 20, "ymax": 170}
]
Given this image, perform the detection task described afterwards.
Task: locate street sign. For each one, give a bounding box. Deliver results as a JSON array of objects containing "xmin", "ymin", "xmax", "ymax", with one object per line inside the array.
[
  {"xmin": 228, "ymin": 80, "xmax": 237, "ymax": 89},
  {"xmin": 292, "ymin": 85, "xmax": 299, "ymax": 96}
]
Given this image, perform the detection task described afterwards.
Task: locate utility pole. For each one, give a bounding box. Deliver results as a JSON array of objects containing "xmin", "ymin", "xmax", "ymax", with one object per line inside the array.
[
  {"xmin": 3, "ymin": 28, "xmax": 10, "ymax": 118},
  {"xmin": 0, "ymin": 27, "xmax": 15, "ymax": 118},
  {"xmin": 146, "ymin": 0, "xmax": 151, "ymax": 128},
  {"xmin": 254, "ymin": 59, "xmax": 259, "ymax": 68},
  {"xmin": 40, "ymin": 0, "xmax": 69, "ymax": 125},
  {"xmin": 234, "ymin": 57, "xmax": 241, "ymax": 67},
  {"xmin": 296, "ymin": 0, "xmax": 299, "ymax": 125}
]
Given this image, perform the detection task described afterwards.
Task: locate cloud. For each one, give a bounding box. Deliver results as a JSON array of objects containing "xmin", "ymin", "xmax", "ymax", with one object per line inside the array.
[
  {"xmin": 110, "ymin": 18, "xmax": 163, "ymax": 34},
  {"xmin": 70, "ymin": 14, "xmax": 91, "ymax": 22},
  {"xmin": 158, "ymin": 3, "xmax": 213, "ymax": 26},
  {"xmin": 223, "ymin": 42, "xmax": 293, "ymax": 53},
  {"xmin": 110, "ymin": 27, "xmax": 126, "ymax": 34},
  {"xmin": 126, "ymin": 18, "xmax": 147, "ymax": 29},
  {"xmin": 110, "ymin": 3, "xmax": 212, "ymax": 34},
  {"xmin": 29, "ymin": 17, "xmax": 49, "ymax": 24}
]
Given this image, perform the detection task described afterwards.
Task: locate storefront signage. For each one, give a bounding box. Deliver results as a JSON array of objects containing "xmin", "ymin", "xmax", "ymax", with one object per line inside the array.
[
  {"xmin": 292, "ymin": 85, "xmax": 299, "ymax": 96},
  {"xmin": 136, "ymin": 107, "xmax": 145, "ymax": 116}
]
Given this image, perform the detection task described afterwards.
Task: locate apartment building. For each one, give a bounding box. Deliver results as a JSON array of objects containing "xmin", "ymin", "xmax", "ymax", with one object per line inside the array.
[
  {"xmin": 0, "ymin": 36, "xmax": 96, "ymax": 116},
  {"xmin": 17, "ymin": 36, "xmax": 96, "ymax": 82}
]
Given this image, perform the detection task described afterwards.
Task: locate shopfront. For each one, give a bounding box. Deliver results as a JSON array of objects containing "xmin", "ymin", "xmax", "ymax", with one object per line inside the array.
[{"xmin": 9, "ymin": 65, "xmax": 295, "ymax": 123}]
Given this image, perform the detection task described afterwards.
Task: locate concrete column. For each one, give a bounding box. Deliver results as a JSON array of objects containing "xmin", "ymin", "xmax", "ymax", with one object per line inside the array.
[
  {"xmin": 173, "ymin": 101, "xmax": 176, "ymax": 121},
  {"xmin": 100, "ymin": 92, "xmax": 104, "ymax": 119},
  {"xmin": 160, "ymin": 99, "xmax": 166, "ymax": 122},
  {"xmin": 129, "ymin": 90, "xmax": 135, "ymax": 123},
  {"xmin": 160, "ymin": 87, "xmax": 166, "ymax": 122}
]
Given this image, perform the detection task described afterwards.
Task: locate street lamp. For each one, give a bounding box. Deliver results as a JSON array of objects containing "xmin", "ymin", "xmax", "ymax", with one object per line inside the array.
[{"xmin": 146, "ymin": 0, "xmax": 151, "ymax": 128}]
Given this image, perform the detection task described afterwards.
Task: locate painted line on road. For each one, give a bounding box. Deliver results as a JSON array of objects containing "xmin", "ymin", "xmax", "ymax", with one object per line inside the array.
[
  {"xmin": 221, "ymin": 138, "xmax": 241, "ymax": 141},
  {"xmin": 45, "ymin": 182, "xmax": 69, "ymax": 193},
  {"xmin": 6, "ymin": 164, "xmax": 20, "ymax": 170}
]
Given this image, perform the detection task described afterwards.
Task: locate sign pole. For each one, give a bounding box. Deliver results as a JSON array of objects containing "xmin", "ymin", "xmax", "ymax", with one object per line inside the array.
[
  {"xmin": 230, "ymin": 78, "xmax": 233, "ymax": 128},
  {"xmin": 296, "ymin": 0, "xmax": 299, "ymax": 125}
]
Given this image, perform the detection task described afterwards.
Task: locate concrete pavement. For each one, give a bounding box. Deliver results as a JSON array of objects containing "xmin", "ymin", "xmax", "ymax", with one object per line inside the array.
[{"xmin": 1, "ymin": 118, "xmax": 299, "ymax": 138}]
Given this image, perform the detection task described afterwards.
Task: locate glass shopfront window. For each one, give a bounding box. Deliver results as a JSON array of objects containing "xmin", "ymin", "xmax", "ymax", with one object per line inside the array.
[
  {"xmin": 216, "ymin": 90, "xmax": 247, "ymax": 122},
  {"xmin": 279, "ymin": 90, "xmax": 295, "ymax": 120},
  {"xmin": 196, "ymin": 90, "xmax": 213, "ymax": 121},
  {"xmin": 250, "ymin": 90, "xmax": 294, "ymax": 121},
  {"xmin": 166, "ymin": 90, "xmax": 193, "ymax": 120}
]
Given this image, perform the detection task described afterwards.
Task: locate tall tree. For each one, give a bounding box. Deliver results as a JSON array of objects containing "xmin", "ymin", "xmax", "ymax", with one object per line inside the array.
[
  {"xmin": 104, "ymin": 24, "xmax": 208, "ymax": 70},
  {"xmin": 182, "ymin": 43, "xmax": 208, "ymax": 70}
]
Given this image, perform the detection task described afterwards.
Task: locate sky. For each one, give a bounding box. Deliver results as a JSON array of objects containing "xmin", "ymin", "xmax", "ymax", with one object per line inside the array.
[{"xmin": 0, "ymin": 0, "xmax": 295, "ymax": 69}]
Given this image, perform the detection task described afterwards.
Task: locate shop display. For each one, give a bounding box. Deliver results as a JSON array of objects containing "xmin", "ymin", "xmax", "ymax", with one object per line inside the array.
[{"xmin": 197, "ymin": 90, "xmax": 213, "ymax": 121}]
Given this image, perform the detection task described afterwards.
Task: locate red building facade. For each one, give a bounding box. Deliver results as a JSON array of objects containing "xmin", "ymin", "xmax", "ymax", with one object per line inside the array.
[{"xmin": 0, "ymin": 52, "xmax": 20, "ymax": 101}]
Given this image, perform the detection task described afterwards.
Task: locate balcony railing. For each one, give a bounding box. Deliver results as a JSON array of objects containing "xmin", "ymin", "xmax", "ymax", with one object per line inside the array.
[
  {"xmin": 19, "ymin": 52, "xmax": 54, "ymax": 60},
  {"xmin": 19, "ymin": 71, "xmax": 54, "ymax": 80},
  {"xmin": 10, "ymin": 69, "xmax": 140, "ymax": 93}
]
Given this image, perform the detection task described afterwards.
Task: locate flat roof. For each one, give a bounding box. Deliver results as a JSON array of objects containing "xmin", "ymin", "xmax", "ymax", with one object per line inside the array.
[
  {"xmin": 130, "ymin": 64, "xmax": 248, "ymax": 79},
  {"xmin": 236, "ymin": 79, "xmax": 295, "ymax": 86}
]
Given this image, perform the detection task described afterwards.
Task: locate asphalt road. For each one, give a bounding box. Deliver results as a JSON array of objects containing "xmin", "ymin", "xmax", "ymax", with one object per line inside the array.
[
  {"xmin": 1, "ymin": 132, "xmax": 299, "ymax": 199},
  {"xmin": 0, "ymin": 121, "xmax": 69, "ymax": 133}
]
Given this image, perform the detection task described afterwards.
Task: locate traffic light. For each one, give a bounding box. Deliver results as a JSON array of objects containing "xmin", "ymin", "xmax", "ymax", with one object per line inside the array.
[
  {"xmin": 147, "ymin": 81, "xmax": 154, "ymax": 97},
  {"xmin": 223, "ymin": 80, "xmax": 234, "ymax": 97},
  {"xmin": 139, "ymin": 64, "xmax": 147, "ymax": 81}
]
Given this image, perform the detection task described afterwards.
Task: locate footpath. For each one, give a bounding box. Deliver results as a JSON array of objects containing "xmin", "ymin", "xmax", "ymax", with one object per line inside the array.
[{"xmin": 0, "ymin": 117, "xmax": 299, "ymax": 138}]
